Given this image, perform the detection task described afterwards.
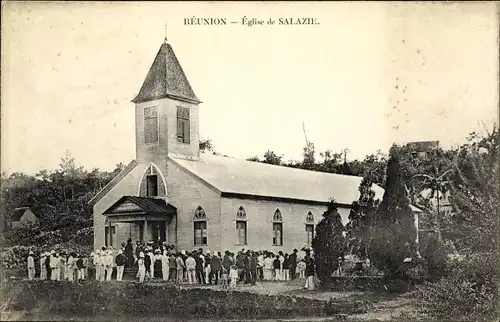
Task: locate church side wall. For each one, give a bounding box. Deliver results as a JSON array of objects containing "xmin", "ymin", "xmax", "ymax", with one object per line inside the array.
[
  {"xmin": 219, "ymin": 198, "xmax": 353, "ymax": 254},
  {"xmin": 166, "ymin": 159, "xmax": 221, "ymax": 252},
  {"xmin": 93, "ymin": 163, "xmax": 146, "ymax": 250}
]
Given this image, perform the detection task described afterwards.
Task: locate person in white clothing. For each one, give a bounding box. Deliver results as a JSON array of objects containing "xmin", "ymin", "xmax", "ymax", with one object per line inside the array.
[
  {"xmin": 185, "ymin": 252, "xmax": 197, "ymax": 284},
  {"xmin": 39, "ymin": 252, "xmax": 47, "ymax": 280},
  {"xmin": 137, "ymin": 252, "xmax": 146, "ymax": 283},
  {"xmin": 229, "ymin": 265, "xmax": 238, "ymax": 289},
  {"xmin": 99, "ymin": 248, "xmax": 107, "ymax": 281},
  {"xmin": 66, "ymin": 253, "xmax": 75, "ymax": 282},
  {"xmin": 147, "ymin": 249, "xmax": 155, "ymax": 279},
  {"xmin": 50, "ymin": 252, "xmax": 60, "ymax": 281},
  {"xmin": 27, "ymin": 251, "xmax": 35, "ymax": 280},
  {"xmin": 263, "ymin": 254, "xmax": 274, "ymax": 280},
  {"xmin": 105, "ymin": 250, "xmax": 114, "ymax": 281},
  {"xmin": 161, "ymin": 250, "xmax": 169, "ymax": 281},
  {"xmin": 94, "ymin": 250, "xmax": 101, "ymax": 281}
]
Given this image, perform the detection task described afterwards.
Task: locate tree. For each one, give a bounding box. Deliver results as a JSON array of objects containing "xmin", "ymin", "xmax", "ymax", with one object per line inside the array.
[
  {"xmin": 346, "ymin": 176, "xmax": 380, "ymax": 259},
  {"xmin": 411, "ymin": 167, "xmax": 454, "ymax": 242},
  {"xmin": 311, "ymin": 200, "xmax": 346, "ymax": 281},
  {"xmin": 199, "ymin": 138, "xmax": 215, "ymax": 152},
  {"xmin": 301, "ymin": 142, "xmax": 316, "ymax": 170},
  {"xmin": 263, "ymin": 150, "xmax": 283, "ymax": 165},
  {"xmin": 368, "ymin": 148, "xmax": 417, "ymax": 278}
]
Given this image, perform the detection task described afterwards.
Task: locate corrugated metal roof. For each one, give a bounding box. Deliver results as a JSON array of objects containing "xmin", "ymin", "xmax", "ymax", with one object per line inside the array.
[
  {"xmin": 131, "ymin": 42, "xmax": 201, "ymax": 104},
  {"xmin": 170, "ymin": 153, "xmax": 386, "ymax": 206}
]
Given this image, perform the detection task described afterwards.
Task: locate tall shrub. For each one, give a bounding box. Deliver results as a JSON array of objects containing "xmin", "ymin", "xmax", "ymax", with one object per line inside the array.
[
  {"xmin": 312, "ymin": 200, "xmax": 346, "ymax": 281},
  {"xmin": 368, "ymin": 149, "xmax": 417, "ymax": 278}
]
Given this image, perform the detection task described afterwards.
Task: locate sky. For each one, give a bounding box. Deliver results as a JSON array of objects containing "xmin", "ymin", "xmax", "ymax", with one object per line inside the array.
[{"xmin": 2, "ymin": 2, "xmax": 498, "ymax": 175}]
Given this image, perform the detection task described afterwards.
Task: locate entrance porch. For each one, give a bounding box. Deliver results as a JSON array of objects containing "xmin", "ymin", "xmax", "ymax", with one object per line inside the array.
[{"xmin": 102, "ymin": 196, "xmax": 177, "ymax": 247}]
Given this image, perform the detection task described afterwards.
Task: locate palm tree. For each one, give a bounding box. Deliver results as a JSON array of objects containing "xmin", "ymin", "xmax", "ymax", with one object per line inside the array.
[{"xmin": 410, "ymin": 167, "xmax": 454, "ymax": 242}]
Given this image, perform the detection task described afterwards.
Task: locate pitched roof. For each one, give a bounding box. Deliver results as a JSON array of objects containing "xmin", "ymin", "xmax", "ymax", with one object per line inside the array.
[
  {"xmin": 88, "ymin": 160, "xmax": 139, "ymax": 206},
  {"xmin": 10, "ymin": 207, "xmax": 31, "ymax": 221},
  {"xmin": 170, "ymin": 153, "xmax": 386, "ymax": 207},
  {"xmin": 131, "ymin": 42, "xmax": 201, "ymax": 104},
  {"xmin": 103, "ymin": 196, "xmax": 177, "ymax": 215}
]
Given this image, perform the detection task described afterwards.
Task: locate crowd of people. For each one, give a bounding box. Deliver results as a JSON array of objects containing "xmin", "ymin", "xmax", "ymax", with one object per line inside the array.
[{"xmin": 27, "ymin": 239, "xmax": 318, "ymax": 290}]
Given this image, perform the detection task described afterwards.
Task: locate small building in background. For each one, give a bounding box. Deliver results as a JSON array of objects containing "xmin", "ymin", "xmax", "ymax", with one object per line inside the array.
[
  {"xmin": 407, "ymin": 141, "xmax": 440, "ymax": 159},
  {"xmin": 7, "ymin": 206, "xmax": 39, "ymax": 229}
]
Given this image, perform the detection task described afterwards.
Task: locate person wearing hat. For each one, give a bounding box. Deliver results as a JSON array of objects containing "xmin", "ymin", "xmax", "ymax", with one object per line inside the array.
[
  {"xmin": 204, "ymin": 250, "xmax": 212, "ymax": 283},
  {"xmin": 49, "ymin": 252, "xmax": 60, "ymax": 281},
  {"xmin": 98, "ymin": 249, "xmax": 107, "ymax": 281},
  {"xmin": 154, "ymin": 249, "xmax": 162, "ymax": 279},
  {"xmin": 67, "ymin": 252, "xmax": 76, "ymax": 282},
  {"xmin": 175, "ymin": 252, "xmax": 185, "ymax": 284},
  {"xmin": 39, "ymin": 252, "xmax": 47, "ymax": 280},
  {"xmin": 147, "ymin": 248, "xmax": 155, "ymax": 280},
  {"xmin": 115, "ymin": 249, "xmax": 126, "ymax": 281},
  {"xmin": 160, "ymin": 250, "xmax": 169, "ymax": 281},
  {"xmin": 137, "ymin": 252, "xmax": 146, "ymax": 283},
  {"xmin": 105, "ymin": 250, "xmax": 114, "ymax": 281},
  {"xmin": 93, "ymin": 250, "xmax": 101, "ymax": 281},
  {"xmin": 27, "ymin": 251, "xmax": 35, "ymax": 280},
  {"xmin": 185, "ymin": 252, "xmax": 197, "ymax": 284}
]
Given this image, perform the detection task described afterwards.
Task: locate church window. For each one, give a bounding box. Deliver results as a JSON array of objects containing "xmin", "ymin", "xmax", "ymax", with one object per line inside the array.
[
  {"xmin": 305, "ymin": 211, "xmax": 315, "ymax": 245},
  {"xmin": 146, "ymin": 175, "xmax": 158, "ymax": 197},
  {"xmin": 272, "ymin": 209, "xmax": 283, "ymax": 246},
  {"xmin": 236, "ymin": 206, "xmax": 247, "ymax": 245},
  {"xmin": 177, "ymin": 106, "xmax": 190, "ymax": 144},
  {"xmin": 193, "ymin": 206, "xmax": 207, "ymax": 246},
  {"xmin": 144, "ymin": 106, "xmax": 159, "ymax": 144}
]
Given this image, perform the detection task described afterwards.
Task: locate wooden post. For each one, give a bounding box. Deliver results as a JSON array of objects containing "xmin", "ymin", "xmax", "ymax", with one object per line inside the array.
[
  {"xmin": 108, "ymin": 221, "xmax": 112, "ymax": 247},
  {"xmin": 144, "ymin": 217, "xmax": 148, "ymax": 244}
]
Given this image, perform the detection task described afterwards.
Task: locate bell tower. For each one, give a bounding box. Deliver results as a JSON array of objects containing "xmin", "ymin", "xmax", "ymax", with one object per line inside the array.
[{"xmin": 131, "ymin": 29, "xmax": 202, "ymax": 164}]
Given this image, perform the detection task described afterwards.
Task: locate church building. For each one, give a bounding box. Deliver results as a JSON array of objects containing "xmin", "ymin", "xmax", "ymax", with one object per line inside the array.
[{"xmin": 90, "ymin": 35, "xmax": 421, "ymax": 254}]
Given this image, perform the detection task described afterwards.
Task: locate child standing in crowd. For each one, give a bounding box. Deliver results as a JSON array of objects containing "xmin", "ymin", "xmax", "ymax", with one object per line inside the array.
[
  {"xmin": 99, "ymin": 249, "xmax": 106, "ymax": 281},
  {"xmin": 221, "ymin": 266, "xmax": 229, "ymax": 290},
  {"xmin": 39, "ymin": 252, "xmax": 47, "ymax": 280},
  {"xmin": 137, "ymin": 252, "xmax": 146, "ymax": 283},
  {"xmin": 297, "ymin": 259, "xmax": 306, "ymax": 278},
  {"xmin": 229, "ymin": 265, "xmax": 238, "ymax": 289},
  {"xmin": 93, "ymin": 250, "xmax": 101, "ymax": 280},
  {"xmin": 27, "ymin": 251, "xmax": 35, "ymax": 280},
  {"xmin": 273, "ymin": 255, "xmax": 281, "ymax": 281}
]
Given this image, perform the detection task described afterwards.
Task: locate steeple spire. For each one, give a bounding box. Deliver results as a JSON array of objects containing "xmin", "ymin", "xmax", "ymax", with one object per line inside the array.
[{"xmin": 164, "ymin": 22, "xmax": 168, "ymax": 43}]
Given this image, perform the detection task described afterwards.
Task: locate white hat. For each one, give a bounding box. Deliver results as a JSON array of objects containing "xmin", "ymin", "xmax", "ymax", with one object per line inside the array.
[
  {"xmin": 29, "ymin": 251, "xmax": 34, "ymax": 255},
  {"xmin": 139, "ymin": 252, "xmax": 145, "ymax": 258},
  {"xmin": 181, "ymin": 250, "xmax": 186, "ymax": 255},
  {"xmin": 51, "ymin": 250, "xmax": 55, "ymax": 254},
  {"xmin": 107, "ymin": 250, "xmax": 113, "ymax": 255},
  {"xmin": 118, "ymin": 249, "xmax": 123, "ymax": 254},
  {"xmin": 90, "ymin": 252, "xmax": 95, "ymax": 256},
  {"xmin": 206, "ymin": 249, "xmax": 211, "ymax": 254}
]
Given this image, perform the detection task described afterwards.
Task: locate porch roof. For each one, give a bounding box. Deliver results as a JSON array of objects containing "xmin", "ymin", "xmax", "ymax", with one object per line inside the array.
[{"xmin": 103, "ymin": 196, "xmax": 177, "ymax": 217}]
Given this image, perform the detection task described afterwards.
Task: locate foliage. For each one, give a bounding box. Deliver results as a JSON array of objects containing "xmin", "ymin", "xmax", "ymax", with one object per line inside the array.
[
  {"xmin": 1, "ymin": 152, "xmax": 121, "ymax": 247},
  {"xmin": 368, "ymin": 150, "xmax": 417, "ymax": 278},
  {"xmin": 311, "ymin": 200, "xmax": 347, "ymax": 281},
  {"xmin": 345, "ymin": 176, "xmax": 380, "ymax": 259},
  {"xmin": 263, "ymin": 150, "xmax": 283, "ymax": 165},
  {"xmin": 420, "ymin": 234, "xmax": 450, "ymax": 280},
  {"xmin": 416, "ymin": 125, "xmax": 499, "ymax": 321},
  {"xmin": 199, "ymin": 138, "xmax": 215, "ymax": 152}
]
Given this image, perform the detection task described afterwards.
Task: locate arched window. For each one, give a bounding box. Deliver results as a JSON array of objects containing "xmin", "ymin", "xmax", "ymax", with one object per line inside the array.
[
  {"xmin": 236, "ymin": 206, "xmax": 247, "ymax": 245},
  {"xmin": 193, "ymin": 206, "xmax": 207, "ymax": 246},
  {"xmin": 138, "ymin": 163, "xmax": 167, "ymax": 197},
  {"xmin": 305, "ymin": 211, "xmax": 315, "ymax": 245},
  {"xmin": 272, "ymin": 208, "xmax": 283, "ymax": 246}
]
